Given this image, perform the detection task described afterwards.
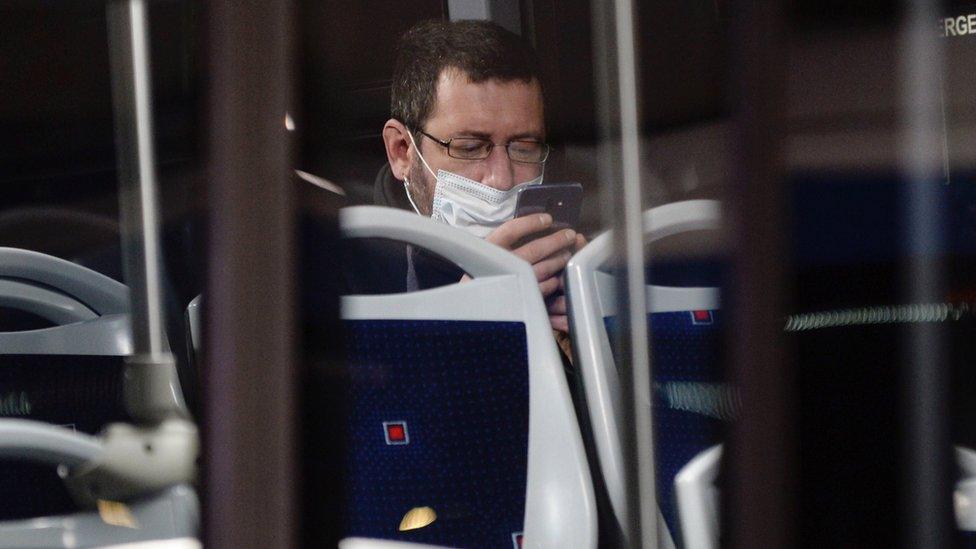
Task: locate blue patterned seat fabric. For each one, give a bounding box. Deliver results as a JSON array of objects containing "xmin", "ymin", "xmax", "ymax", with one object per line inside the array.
[
  {"xmin": 341, "ymin": 319, "xmax": 530, "ymax": 548},
  {"xmin": 0, "ymin": 354, "xmax": 130, "ymax": 519},
  {"xmin": 606, "ymin": 310, "xmax": 730, "ymax": 545}
]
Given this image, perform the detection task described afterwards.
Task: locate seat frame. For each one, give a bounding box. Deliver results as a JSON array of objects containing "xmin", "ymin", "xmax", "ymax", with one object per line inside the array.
[{"xmin": 564, "ymin": 199, "xmax": 722, "ymax": 544}]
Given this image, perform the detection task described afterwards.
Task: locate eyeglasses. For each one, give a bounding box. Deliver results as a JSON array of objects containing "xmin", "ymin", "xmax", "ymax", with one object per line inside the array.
[{"xmin": 415, "ymin": 129, "xmax": 550, "ymax": 164}]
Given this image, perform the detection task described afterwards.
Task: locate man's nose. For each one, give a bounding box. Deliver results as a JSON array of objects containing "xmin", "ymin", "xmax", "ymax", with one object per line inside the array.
[{"xmin": 480, "ymin": 144, "xmax": 516, "ymax": 191}]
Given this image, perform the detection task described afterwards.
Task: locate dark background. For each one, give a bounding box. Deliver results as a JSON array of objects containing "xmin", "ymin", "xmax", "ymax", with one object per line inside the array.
[{"xmin": 0, "ymin": 0, "xmax": 734, "ymax": 220}]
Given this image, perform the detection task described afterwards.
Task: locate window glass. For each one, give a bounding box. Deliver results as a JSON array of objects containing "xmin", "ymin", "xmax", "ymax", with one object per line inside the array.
[
  {"xmin": 0, "ymin": 0, "xmax": 203, "ymax": 538},
  {"xmin": 6, "ymin": 0, "xmax": 975, "ymax": 545}
]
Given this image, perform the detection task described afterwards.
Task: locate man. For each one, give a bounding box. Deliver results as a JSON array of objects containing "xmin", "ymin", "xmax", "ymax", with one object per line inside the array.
[{"xmin": 375, "ymin": 19, "xmax": 586, "ymax": 332}]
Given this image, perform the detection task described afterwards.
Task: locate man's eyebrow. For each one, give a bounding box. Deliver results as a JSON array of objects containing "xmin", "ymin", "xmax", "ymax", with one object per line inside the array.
[
  {"xmin": 451, "ymin": 130, "xmax": 492, "ymax": 139},
  {"xmin": 507, "ymin": 131, "xmax": 544, "ymax": 141},
  {"xmin": 452, "ymin": 130, "xmax": 544, "ymax": 141}
]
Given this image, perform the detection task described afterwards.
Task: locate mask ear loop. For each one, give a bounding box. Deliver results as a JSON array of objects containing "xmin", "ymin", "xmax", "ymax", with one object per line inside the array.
[
  {"xmin": 403, "ymin": 178, "xmax": 422, "ymax": 215},
  {"xmin": 402, "ymin": 130, "xmax": 438, "ymax": 216},
  {"xmin": 407, "ymin": 130, "xmax": 438, "ymax": 179}
]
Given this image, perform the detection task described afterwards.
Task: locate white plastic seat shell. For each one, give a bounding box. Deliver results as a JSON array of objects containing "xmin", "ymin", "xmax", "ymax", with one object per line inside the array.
[{"xmin": 674, "ymin": 444, "xmax": 722, "ymax": 549}]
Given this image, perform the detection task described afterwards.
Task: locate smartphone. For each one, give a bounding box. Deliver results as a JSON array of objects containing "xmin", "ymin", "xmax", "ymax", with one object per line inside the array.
[{"xmin": 514, "ymin": 182, "xmax": 582, "ymax": 233}]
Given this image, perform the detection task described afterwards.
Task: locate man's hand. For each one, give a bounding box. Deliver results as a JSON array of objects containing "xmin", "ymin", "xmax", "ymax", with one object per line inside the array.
[
  {"xmin": 483, "ymin": 214, "xmax": 588, "ymax": 332},
  {"xmin": 542, "ymin": 232, "xmax": 587, "ymax": 332}
]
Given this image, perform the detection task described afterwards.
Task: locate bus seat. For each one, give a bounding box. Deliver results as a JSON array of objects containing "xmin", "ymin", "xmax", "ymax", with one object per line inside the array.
[
  {"xmin": 335, "ymin": 206, "xmax": 596, "ymax": 548},
  {"xmin": 565, "ymin": 199, "xmax": 727, "ymax": 547},
  {"xmin": 0, "ymin": 247, "xmax": 196, "ymax": 546}
]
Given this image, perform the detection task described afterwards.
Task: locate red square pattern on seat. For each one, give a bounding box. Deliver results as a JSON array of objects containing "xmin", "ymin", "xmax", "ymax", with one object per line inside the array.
[
  {"xmin": 691, "ymin": 310, "xmax": 713, "ymax": 324},
  {"xmin": 383, "ymin": 421, "xmax": 409, "ymax": 445}
]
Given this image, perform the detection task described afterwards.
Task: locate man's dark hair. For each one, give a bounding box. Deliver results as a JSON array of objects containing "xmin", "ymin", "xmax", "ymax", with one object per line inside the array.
[{"xmin": 391, "ymin": 20, "xmax": 541, "ymax": 131}]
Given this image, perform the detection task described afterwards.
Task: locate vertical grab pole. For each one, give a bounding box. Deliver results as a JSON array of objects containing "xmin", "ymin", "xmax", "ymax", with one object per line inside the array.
[
  {"xmin": 613, "ymin": 0, "xmax": 658, "ymax": 546},
  {"xmin": 592, "ymin": 0, "xmax": 657, "ymax": 546},
  {"xmin": 204, "ymin": 0, "xmax": 298, "ymax": 547},
  {"xmin": 107, "ymin": 0, "xmax": 187, "ymax": 421},
  {"xmin": 900, "ymin": 0, "xmax": 951, "ymax": 545},
  {"xmin": 726, "ymin": 1, "xmax": 794, "ymax": 548}
]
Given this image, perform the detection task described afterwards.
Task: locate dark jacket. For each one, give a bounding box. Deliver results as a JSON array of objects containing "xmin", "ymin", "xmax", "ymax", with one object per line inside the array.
[
  {"xmin": 372, "ymin": 163, "xmax": 413, "ymax": 212},
  {"xmin": 338, "ymin": 164, "xmax": 463, "ymax": 295}
]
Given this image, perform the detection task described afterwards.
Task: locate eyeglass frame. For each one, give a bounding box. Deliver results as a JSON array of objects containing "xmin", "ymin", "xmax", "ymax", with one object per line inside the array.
[{"xmin": 412, "ymin": 128, "xmax": 551, "ymax": 164}]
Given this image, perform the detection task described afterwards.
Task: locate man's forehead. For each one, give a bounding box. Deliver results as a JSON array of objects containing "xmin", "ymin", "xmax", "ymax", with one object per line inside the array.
[{"xmin": 426, "ymin": 68, "xmax": 545, "ymax": 137}]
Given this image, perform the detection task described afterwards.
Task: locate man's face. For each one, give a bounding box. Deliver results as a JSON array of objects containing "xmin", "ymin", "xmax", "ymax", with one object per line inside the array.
[{"xmin": 407, "ymin": 69, "xmax": 545, "ymax": 215}]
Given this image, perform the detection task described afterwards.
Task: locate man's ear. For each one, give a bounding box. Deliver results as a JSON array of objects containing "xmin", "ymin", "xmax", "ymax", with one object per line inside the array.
[{"xmin": 382, "ymin": 119, "xmax": 413, "ymax": 181}]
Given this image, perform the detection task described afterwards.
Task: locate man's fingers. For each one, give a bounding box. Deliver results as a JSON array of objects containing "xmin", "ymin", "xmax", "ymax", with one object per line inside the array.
[
  {"xmin": 533, "ymin": 251, "xmax": 572, "ymax": 282},
  {"xmin": 538, "ymin": 276, "xmax": 561, "ymax": 297},
  {"xmin": 549, "ymin": 315, "xmax": 569, "ymax": 333},
  {"xmin": 486, "ymin": 214, "xmax": 553, "ymax": 249},
  {"xmin": 547, "ymin": 295, "xmax": 567, "ymax": 315},
  {"xmin": 575, "ymin": 233, "xmax": 588, "ymax": 252},
  {"xmin": 515, "ymin": 228, "xmax": 576, "ymax": 264}
]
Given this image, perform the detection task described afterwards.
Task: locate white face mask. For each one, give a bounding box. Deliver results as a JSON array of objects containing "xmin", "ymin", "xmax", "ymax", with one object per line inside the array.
[{"xmin": 404, "ymin": 131, "xmax": 544, "ymax": 239}]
